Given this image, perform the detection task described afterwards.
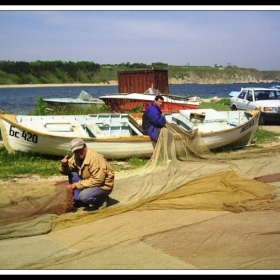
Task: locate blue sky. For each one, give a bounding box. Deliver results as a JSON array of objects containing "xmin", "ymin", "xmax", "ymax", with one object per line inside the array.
[{"xmin": 1, "ymin": 6, "xmax": 280, "ymax": 71}]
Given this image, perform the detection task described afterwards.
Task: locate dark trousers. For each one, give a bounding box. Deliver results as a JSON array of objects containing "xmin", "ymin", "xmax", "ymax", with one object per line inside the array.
[{"xmin": 69, "ymin": 172, "xmax": 111, "ymax": 208}]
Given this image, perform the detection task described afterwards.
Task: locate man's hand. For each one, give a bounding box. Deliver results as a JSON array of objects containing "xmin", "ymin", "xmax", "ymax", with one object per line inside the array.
[
  {"xmin": 68, "ymin": 183, "xmax": 77, "ymax": 190},
  {"xmin": 61, "ymin": 155, "xmax": 69, "ymax": 166}
]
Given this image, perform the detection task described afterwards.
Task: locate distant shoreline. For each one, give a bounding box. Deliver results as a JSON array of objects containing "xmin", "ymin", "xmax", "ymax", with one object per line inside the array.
[{"xmin": 0, "ymin": 83, "xmax": 118, "ymax": 89}]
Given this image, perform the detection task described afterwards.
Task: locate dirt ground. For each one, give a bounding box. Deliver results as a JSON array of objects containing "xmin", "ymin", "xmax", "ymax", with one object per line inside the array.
[
  {"xmin": 259, "ymin": 124, "xmax": 280, "ymax": 134},
  {"xmin": 1, "ymin": 124, "xmax": 280, "ymax": 273}
]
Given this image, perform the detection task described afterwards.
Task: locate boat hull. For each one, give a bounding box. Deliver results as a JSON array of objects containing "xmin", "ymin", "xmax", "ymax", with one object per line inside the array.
[
  {"xmin": 43, "ymin": 90, "xmax": 105, "ymax": 109},
  {"xmin": 166, "ymin": 109, "xmax": 260, "ymax": 150},
  {"xmin": 99, "ymin": 89, "xmax": 200, "ymax": 114},
  {"xmin": 43, "ymin": 98, "xmax": 105, "ymax": 110},
  {"xmin": 0, "ymin": 109, "xmax": 260, "ymax": 160},
  {"xmin": 0, "ymin": 113, "xmax": 154, "ymax": 159}
]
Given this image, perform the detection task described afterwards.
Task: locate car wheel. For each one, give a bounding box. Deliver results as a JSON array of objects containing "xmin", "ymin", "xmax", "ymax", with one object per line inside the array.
[
  {"xmin": 259, "ymin": 114, "xmax": 266, "ymax": 125},
  {"xmin": 231, "ymin": 105, "xmax": 237, "ymax": 111}
]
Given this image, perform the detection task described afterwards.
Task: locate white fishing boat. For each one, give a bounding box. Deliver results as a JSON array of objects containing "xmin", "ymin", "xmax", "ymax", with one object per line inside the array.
[
  {"xmin": 165, "ymin": 109, "xmax": 260, "ymax": 150},
  {"xmin": 0, "ymin": 108, "xmax": 260, "ymax": 160},
  {"xmin": 0, "ymin": 111, "xmax": 154, "ymax": 159},
  {"xmin": 43, "ymin": 90, "xmax": 105, "ymax": 108},
  {"xmin": 129, "ymin": 109, "xmax": 260, "ymax": 150},
  {"xmin": 99, "ymin": 88, "xmax": 200, "ymax": 114}
]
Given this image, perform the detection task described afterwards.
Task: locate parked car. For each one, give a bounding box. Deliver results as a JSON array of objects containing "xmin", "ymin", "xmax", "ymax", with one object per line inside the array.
[{"xmin": 230, "ymin": 87, "xmax": 280, "ymax": 125}]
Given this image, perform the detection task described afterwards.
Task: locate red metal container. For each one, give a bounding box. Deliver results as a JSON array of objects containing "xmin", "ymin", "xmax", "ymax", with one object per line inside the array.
[{"xmin": 118, "ymin": 69, "xmax": 169, "ymax": 94}]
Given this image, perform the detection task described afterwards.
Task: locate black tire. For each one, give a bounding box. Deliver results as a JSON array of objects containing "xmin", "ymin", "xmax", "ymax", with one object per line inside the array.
[
  {"xmin": 231, "ymin": 105, "xmax": 237, "ymax": 111},
  {"xmin": 259, "ymin": 114, "xmax": 266, "ymax": 125}
]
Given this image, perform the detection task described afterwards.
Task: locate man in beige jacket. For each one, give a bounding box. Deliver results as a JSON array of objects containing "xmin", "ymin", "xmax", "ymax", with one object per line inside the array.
[{"xmin": 60, "ymin": 138, "xmax": 115, "ymax": 210}]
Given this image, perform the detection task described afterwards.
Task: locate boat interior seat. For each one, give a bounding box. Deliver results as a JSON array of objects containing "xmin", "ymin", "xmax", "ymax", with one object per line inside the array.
[
  {"xmin": 86, "ymin": 123, "xmax": 107, "ymax": 138},
  {"xmin": 127, "ymin": 122, "xmax": 144, "ymax": 135},
  {"xmin": 128, "ymin": 114, "xmax": 145, "ymax": 134}
]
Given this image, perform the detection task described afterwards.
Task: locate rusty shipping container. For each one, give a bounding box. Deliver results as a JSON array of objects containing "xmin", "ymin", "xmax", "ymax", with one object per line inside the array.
[{"xmin": 118, "ymin": 69, "xmax": 169, "ymax": 94}]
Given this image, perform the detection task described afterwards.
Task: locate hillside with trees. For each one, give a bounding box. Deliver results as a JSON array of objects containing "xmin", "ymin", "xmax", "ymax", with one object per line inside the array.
[{"xmin": 0, "ymin": 60, "xmax": 279, "ymax": 85}]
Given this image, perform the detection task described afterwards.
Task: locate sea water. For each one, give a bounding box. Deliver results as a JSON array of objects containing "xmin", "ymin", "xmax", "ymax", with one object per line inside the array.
[{"xmin": 0, "ymin": 83, "xmax": 276, "ymax": 114}]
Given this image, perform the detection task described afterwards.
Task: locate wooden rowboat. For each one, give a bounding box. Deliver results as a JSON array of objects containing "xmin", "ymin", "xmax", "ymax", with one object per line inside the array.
[
  {"xmin": 0, "ymin": 111, "xmax": 154, "ymax": 160},
  {"xmin": 130, "ymin": 109, "xmax": 260, "ymax": 150},
  {"xmin": 0, "ymin": 108, "xmax": 260, "ymax": 160},
  {"xmin": 165, "ymin": 109, "xmax": 260, "ymax": 150}
]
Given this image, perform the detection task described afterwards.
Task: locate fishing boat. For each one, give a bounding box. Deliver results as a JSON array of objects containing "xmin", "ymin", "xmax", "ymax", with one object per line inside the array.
[
  {"xmin": 229, "ymin": 91, "xmax": 240, "ymax": 97},
  {"xmin": 43, "ymin": 90, "xmax": 105, "ymax": 109},
  {"xmin": 99, "ymin": 87, "xmax": 201, "ymax": 114},
  {"xmin": 0, "ymin": 108, "xmax": 260, "ymax": 160},
  {"xmin": 0, "ymin": 111, "xmax": 153, "ymax": 160},
  {"xmin": 165, "ymin": 108, "xmax": 260, "ymax": 150},
  {"xmin": 129, "ymin": 109, "xmax": 260, "ymax": 150}
]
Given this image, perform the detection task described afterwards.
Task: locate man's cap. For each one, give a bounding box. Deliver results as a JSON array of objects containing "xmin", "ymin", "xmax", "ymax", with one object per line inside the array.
[{"xmin": 70, "ymin": 138, "xmax": 85, "ymax": 152}]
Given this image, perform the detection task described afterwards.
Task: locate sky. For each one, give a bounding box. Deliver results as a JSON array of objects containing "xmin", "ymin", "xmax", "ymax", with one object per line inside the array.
[{"xmin": 1, "ymin": 6, "xmax": 280, "ymax": 71}]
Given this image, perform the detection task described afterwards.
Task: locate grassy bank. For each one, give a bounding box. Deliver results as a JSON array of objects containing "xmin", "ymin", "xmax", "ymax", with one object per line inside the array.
[{"xmin": 1, "ymin": 62, "xmax": 280, "ymax": 85}]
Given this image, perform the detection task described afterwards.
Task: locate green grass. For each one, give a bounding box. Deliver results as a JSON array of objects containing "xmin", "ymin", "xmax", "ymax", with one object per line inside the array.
[
  {"xmin": 255, "ymin": 127, "xmax": 280, "ymax": 143},
  {"xmin": 0, "ymin": 150, "xmax": 60, "ymax": 179},
  {"xmin": 0, "ymin": 149, "xmax": 149, "ymax": 180},
  {"xmin": 198, "ymin": 98, "xmax": 231, "ymax": 111}
]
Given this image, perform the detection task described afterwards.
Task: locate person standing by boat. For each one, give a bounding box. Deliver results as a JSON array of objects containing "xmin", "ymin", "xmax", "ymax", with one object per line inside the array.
[
  {"xmin": 142, "ymin": 95, "xmax": 166, "ymax": 142},
  {"xmin": 60, "ymin": 138, "xmax": 115, "ymax": 210}
]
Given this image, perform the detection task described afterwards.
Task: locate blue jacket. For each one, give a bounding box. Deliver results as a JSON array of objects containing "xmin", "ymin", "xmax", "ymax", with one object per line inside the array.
[{"xmin": 142, "ymin": 103, "xmax": 166, "ymax": 142}]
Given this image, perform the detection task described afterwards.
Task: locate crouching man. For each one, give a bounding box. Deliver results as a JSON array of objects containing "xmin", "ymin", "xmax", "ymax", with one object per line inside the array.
[{"xmin": 60, "ymin": 138, "xmax": 114, "ymax": 210}]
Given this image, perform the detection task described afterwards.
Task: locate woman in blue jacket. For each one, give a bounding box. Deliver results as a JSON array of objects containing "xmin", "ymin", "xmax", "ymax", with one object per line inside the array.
[{"xmin": 142, "ymin": 95, "xmax": 166, "ymax": 142}]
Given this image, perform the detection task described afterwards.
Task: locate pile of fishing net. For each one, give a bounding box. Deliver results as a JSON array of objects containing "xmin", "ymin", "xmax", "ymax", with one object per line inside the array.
[{"xmin": 0, "ymin": 124, "xmax": 280, "ymax": 240}]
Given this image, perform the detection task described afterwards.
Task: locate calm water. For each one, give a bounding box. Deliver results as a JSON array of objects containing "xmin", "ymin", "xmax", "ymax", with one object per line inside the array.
[{"xmin": 0, "ymin": 83, "xmax": 277, "ymax": 114}]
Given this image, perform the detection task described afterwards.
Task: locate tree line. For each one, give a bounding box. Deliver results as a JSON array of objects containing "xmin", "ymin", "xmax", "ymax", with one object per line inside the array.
[
  {"xmin": 2, "ymin": 60, "xmax": 278, "ymax": 85},
  {"xmin": 0, "ymin": 60, "xmax": 169, "ymax": 75},
  {"xmin": 0, "ymin": 60, "xmax": 172, "ymax": 84},
  {"xmin": 0, "ymin": 60, "xmax": 101, "ymax": 80}
]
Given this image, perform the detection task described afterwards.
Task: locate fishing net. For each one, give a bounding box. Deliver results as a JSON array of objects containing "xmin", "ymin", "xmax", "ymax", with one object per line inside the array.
[{"xmin": 0, "ymin": 124, "xmax": 280, "ymax": 240}]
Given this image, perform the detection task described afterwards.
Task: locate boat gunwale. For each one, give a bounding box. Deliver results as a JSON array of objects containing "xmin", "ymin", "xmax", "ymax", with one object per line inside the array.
[
  {"xmin": 0, "ymin": 113, "xmax": 152, "ymax": 142},
  {"xmin": 192, "ymin": 110, "xmax": 260, "ymax": 137}
]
